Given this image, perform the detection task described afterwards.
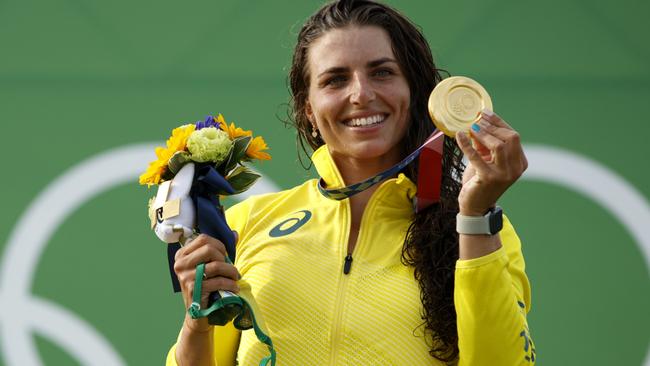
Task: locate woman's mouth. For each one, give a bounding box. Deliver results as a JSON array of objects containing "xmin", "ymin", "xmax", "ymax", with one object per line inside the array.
[{"xmin": 344, "ymin": 114, "xmax": 387, "ymax": 127}]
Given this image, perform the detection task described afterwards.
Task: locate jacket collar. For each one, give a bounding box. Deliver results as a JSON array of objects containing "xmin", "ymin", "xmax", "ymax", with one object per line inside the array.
[{"xmin": 311, "ymin": 145, "xmax": 417, "ymax": 210}]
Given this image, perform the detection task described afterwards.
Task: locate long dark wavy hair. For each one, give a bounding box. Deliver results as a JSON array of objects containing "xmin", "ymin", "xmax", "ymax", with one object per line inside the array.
[{"xmin": 286, "ymin": 0, "xmax": 464, "ymax": 363}]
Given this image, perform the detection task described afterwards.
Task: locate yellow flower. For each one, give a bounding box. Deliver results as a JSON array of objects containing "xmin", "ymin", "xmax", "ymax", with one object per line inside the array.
[
  {"xmin": 246, "ymin": 136, "xmax": 271, "ymax": 161},
  {"xmin": 139, "ymin": 124, "xmax": 195, "ymax": 186},
  {"xmin": 166, "ymin": 124, "xmax": 195, "ymax": 152},
  {"xmin": 218, "ymin": 115, "xmax": 252, "ymax": 140},
  {"xmin": 215, "ymin": 113, "xmax": 226, "ymax": 126},
  {"xmin": 139, "ymin": 155, "xmax": 166, "ymax": 186}
]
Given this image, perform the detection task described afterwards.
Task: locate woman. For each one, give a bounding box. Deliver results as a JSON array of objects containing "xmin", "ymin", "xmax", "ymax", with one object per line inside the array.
[{"xmin": 169, "ymin": 0, "xmax": 534, "ymax": 365}]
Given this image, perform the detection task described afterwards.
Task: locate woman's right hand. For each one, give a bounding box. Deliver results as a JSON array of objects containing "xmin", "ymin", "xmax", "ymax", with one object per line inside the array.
[{"xmin": 173, "ymin": 233, "xmax": 240, "ymax": 332}]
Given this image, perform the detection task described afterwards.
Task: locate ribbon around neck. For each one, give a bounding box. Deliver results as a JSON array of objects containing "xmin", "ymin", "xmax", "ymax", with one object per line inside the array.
[{"xmin": 318, "ymin": 130, "xmax": 445, "ymax": 212}]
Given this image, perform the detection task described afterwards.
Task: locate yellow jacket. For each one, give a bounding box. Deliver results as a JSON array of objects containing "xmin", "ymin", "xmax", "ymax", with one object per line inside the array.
[{"xmin": 167, "ymin": 145, "xmax": 535, "ymax": 365}]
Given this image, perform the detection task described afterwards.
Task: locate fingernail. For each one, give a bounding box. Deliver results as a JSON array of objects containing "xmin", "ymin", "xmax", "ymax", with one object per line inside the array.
[
  {"xmin": 481, "ymin": 108, "xmax": 494, "ymax": 117},
  {"xmin": 471, "ymin": 123, "xmax": 481, "ymax": 132}
]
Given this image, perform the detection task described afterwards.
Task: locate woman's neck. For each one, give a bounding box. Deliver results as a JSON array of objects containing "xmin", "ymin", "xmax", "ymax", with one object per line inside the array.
[
  {"xmin": 330, "ymin": 150, "xmax": 402, "ymax": 255},
  {"xmin": 331, "ymin": 151, "xmax": 401, "ymax": 187}
]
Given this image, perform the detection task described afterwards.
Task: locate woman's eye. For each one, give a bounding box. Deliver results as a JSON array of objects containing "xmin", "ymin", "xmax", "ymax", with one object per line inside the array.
[
  {"xmin": 374, "ymin": 68, "xmax": 393, "ymax": 77},
  {"xmin": 325, "ymin": 75, "xmax": 347, "ymax": 86}
]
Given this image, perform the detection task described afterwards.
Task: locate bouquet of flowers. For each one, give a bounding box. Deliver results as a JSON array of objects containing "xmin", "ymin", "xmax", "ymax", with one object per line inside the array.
[
  {"xmin": 141, "ymin": 113, "xmax": 270, "ymax": 251},
  {"xmin": 140, "ymin": 113, "xmax": 269, "ymax": 191},
  {"xmin": 140, "ymin": 113, "xmax": 276, "ymax": 365}
]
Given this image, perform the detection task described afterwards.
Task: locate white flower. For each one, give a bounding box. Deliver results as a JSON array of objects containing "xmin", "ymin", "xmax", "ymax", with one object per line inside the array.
[{"xmin": 186, "ymin": 127, "xmax": 232, "ymax": 163}]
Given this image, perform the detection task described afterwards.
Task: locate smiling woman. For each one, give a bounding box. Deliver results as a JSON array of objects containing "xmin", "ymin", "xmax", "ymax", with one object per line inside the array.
[
  {"xmin": 305, "ymin": 26, "xmax": 411, "ymax": 171},
  {"xmin": 167, "ymin": 1, "xmax": 534, "ymax": 365}
]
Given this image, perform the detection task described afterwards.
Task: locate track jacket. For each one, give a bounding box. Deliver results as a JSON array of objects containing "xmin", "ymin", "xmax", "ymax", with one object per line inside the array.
[{"xmin": 167, "ymin": 145, "xmax": 535, "ymax": 365}]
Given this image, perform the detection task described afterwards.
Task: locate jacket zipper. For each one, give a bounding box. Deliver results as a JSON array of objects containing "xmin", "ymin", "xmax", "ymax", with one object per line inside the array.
[
  {"xmin": 343, "ymin": 253, "xmax": 353, "ymax": 274},
  {"xmin": 329, "ymin": 264, "xmax": 352, "ymax": 366},
  {"xmin": 329, "ymin": 193, "xmax": 378, "ymax": 365},
  {"xmin": 329, "ymin": 198, "xmax": 356, "ymax": 366}
]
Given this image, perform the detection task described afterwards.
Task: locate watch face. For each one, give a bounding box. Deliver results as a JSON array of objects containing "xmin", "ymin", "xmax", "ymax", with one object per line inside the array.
[{"xmin": 489, "ymin": 206, "xmax": 504, "ymax": 234}]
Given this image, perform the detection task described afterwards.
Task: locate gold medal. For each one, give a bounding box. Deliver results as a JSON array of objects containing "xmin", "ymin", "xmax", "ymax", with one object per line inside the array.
[{"xmin": 427, "ymin": 76, "xmax": 493, "ymax": 137}]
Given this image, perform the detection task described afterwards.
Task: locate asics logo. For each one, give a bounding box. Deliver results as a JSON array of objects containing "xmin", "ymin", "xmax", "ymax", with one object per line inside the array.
[{"xmin": 269, "ymin": 210, "xmax": 312, "ymax": 237}]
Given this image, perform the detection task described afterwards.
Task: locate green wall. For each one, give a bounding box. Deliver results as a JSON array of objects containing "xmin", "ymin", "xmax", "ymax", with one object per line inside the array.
[{"xmin": 1, "ymin": 0, "xmax": 648, "ymax": 365}]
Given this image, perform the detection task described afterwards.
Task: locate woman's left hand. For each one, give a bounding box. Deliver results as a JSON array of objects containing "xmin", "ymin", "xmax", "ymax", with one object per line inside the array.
[{"xmin": 455, "ymin": 109, "xmax": 528, "ymax": 216}]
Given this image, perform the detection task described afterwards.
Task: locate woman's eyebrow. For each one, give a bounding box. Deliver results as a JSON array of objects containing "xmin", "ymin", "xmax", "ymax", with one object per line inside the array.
[
  {"xmin": 316, "ymin": 57, "xmax": 398, "ymax": 78},
  {"xmin": 317, "ymin": 66, "xmax": 348, "ymax": 78},
  {"xmin": 367, "ymin": 57, "xmax": 397, "ymax": 68}
]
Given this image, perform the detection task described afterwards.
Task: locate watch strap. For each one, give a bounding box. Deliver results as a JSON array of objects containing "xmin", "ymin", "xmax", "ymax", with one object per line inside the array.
[{"xmin": 456, "ymin": 206, "xmax": 503, "ymax": 235}]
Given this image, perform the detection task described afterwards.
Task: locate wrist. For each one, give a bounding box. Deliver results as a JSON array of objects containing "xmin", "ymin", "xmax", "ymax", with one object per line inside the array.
[
  {"xmin": 456, "ymin": 206, "xmax": 503, "ymax": 235},
  {"xmin": 459, "ymin": 204, "xmax": 495, "ymax": 217},
  {"xmin": 183, "ymin": 315, "xmax": 213, "ymax": 334},
  {"xmin": 459, "ymin": 208, "xmax": 488, "ymax": 216},
  {"xmin": 458, "ymin": 233, "xmax": 502, "ymax": 259}
]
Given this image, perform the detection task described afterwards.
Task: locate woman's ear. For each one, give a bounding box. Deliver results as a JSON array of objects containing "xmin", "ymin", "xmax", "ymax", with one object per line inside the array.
[{"xmin": 305, "ymin": 101, "xmax": 314, "ymax": 123}]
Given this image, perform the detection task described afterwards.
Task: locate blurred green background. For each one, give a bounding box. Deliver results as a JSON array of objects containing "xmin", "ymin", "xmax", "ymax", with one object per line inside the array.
[{"xmin": 1, "ymin": 0, "xmax": 648, "ymax": 365}]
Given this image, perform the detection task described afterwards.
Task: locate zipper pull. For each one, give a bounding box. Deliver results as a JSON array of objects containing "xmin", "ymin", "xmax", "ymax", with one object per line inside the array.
[{"xmin": 343, "ymin": 254, "xmax": 353, "ymax": 275}]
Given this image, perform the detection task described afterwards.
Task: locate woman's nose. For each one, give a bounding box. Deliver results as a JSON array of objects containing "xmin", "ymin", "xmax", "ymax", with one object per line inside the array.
[{"xmin": 349, "ymin": 73, "xmax": 375, "ymax": 105}]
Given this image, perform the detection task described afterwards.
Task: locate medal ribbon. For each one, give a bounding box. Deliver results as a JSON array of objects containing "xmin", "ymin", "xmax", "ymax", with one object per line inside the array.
[
  {"xmin": 189, "ymin": 263, "xmax": 276, "ymax": 366},
  {"xmin": 317, "ymin": 130, "xmax": 444, "ymax": 212}
]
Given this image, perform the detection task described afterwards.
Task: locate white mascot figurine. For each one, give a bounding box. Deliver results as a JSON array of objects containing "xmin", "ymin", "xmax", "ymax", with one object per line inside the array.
[
  {"xmin": 149, "ymin": 161, "xmax": 236, "ymax": 302},
  {"xmin": 151, "ymin": 162, "xmax": 196, "ymax": 244}
]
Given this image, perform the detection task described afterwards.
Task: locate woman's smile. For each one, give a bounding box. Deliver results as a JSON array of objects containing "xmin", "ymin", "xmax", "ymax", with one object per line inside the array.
[{"xmin": 343, "ymin": 113, "xmax": 387, "ymax": 127}]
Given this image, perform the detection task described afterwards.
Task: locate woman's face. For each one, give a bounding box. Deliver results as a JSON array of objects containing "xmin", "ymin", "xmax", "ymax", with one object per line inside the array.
[{"xmin": 305, "ymin": 25, "xmax": 411, "ymax": 165}]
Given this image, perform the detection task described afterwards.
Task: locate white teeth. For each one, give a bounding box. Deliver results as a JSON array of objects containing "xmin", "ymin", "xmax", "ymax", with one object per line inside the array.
[{"xmin": 347, "ymin": 114, "xmax": 385, "ymax": 127}]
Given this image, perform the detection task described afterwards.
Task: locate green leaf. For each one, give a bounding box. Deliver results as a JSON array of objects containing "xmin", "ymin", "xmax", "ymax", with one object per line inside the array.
[
  {"xmin": 167, "ymin": 151, "xmax": 191, "ymax": 175},
  {"xmin": 161, "ymin": 168, "xmax": 174, "ymax": 182},
  {"xmin": 223, "ymin": 165, "xmax": 261, "ymax": 195},
  {"xmin": 223, "ymin": 136, "xmax": 252, "ymax": 174}
]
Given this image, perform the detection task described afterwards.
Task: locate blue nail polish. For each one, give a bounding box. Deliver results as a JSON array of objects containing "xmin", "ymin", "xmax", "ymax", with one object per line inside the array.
[{"xmin": 471, "ymin": 123, "xmax": 480, "ymax": 132}]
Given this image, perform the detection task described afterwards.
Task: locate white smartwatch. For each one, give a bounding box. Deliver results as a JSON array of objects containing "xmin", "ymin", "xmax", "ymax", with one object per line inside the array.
[{"xmin": 456, "ymin": 206, "xmax": 503, "ymax": 235}]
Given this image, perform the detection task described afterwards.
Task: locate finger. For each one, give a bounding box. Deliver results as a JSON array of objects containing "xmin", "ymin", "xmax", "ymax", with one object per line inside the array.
[
  {"xmin": 470, "ymin": 134, "xmax": 492, "ymax": 162},
  {"xmin": 182, "ymin": 234, "xmax": 227, "ymax": 258},
  {"xmin": 481, "ymin": 108, "xmax": 513, "ymax": 130},
  {"xmin": 191, "ymin": 244, "xmax": 227, "ymax": 268},
  {"xmin": 469, "ymin": 122, "xmax": 506, "ymax": 153},
  {"xmin": 202, "ymin": 277, "xmax": 240, "ymax": 294},
  {"xmin": 477, "ymin": 115, "xmax": 527, "ymax": 172},
  {"xmin": 477, "ymin": 115, "xmax": 522, "ymax": 144},
  {"xmin": 456, "ymin": 131, "xmax": 490, "ymax": 174},
  {"xmin": 203, "ymin": 261, "xmax": 239, "ymax": 281},
  {"xmin": 179, "ymin": 234, "xmax": 206, "ymax": 255}
]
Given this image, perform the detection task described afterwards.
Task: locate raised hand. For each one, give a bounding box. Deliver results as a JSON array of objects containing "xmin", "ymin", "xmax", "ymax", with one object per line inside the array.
[{"xmin": 455, "ymin": 109, "xmax": 528, "ymax": 216}]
